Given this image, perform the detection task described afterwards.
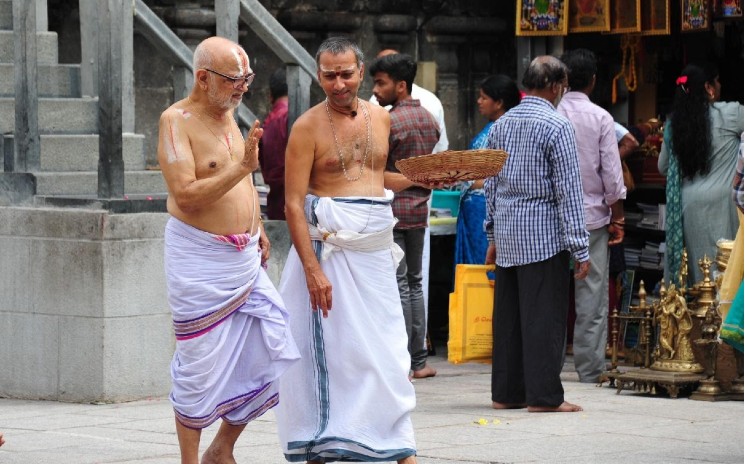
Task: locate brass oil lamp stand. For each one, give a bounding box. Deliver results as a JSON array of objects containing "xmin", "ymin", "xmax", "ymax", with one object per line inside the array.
[{"xmin": 611, "ymin": 252, "xmax": 708, "ymax": 397}]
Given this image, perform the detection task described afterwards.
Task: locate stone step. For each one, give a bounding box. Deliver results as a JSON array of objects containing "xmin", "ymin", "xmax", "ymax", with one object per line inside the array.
[
  {"xmin": 0, "ymin": 97, "xmax": 98, "ymax": 134},
  {"xmin": 0, "ymin": 30, "xmax": 59, "ymax": 64},
  {"xmin": 2, "ymin": 134, "xmax": 146, "ymax": 172},
  {"xmin": 0, "ymin": 63, "xmax": 81, "ymax": 97},
  {"xmin": 34, "ymin": 170, "xmax": 167, "ymax": 196}
]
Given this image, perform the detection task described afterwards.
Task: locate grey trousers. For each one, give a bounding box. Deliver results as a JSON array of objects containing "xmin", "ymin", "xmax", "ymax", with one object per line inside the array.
[
  {"xmin": 393, "ymin": 228, "xmax": 428, "ymax": 371},
  {"xmin": 573, "ymin": 227, "xmax": 610, "ymax": 383}
]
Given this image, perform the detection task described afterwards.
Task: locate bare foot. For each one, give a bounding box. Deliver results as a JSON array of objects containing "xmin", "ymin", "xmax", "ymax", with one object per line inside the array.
[
  {"xmin": 528, "ymin": 401, "xmax": 583, "ymax": 413},
  {"xmin": 201, "ymin": 445, "xmax": 236, "ymax": 464},
  {"xmin": 492, "ymin": 401, "xmax": 527, "ymax": 409},
  {"xmin": 412, "ymin": 365, "xmax": 437, "ymax": 379}
]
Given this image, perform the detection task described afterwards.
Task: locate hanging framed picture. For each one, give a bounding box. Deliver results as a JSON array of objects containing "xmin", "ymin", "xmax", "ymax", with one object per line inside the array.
[
  {"xmin": 640, "ymin": 0, "xmax": 671, "ymax": 35},
  {"xmin": 681, "ymin": 0, "xmax": 711, "ymax": 31},
  {"xmin": 569, "ymin": 0, "xmax": 611, "ymax": 32},
  {"xmin": 516, "ymin": 0, "xmax": 570, "ymax": 36},
  {"xmin": 609, "ymin": 0, "xmax": 642, "ymax": 33},
  {"xmin": 713, "ymin": 0, "xmax": 743, "ymax": 17}
]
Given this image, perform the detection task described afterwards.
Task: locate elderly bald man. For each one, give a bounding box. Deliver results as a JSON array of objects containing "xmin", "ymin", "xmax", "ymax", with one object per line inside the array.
[{"xmin": 157, "ymin": 36, "xmax": 300, "ymax": 464}]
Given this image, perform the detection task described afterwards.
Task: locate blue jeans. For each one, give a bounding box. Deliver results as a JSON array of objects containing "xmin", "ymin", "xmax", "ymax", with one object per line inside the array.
[{"xmin": 394, "ymin": 228, "xmax": 428, "ymax": 371}]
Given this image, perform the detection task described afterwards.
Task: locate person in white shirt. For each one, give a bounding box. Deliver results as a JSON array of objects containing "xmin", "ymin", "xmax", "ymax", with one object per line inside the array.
[{"xmin": 370, "ymin": 49, "xmax": 449, "ymax": 359}]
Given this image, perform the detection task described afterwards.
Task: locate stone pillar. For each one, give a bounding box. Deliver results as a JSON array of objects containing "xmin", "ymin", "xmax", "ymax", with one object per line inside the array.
[
  {"xmin": 12, "ymin": 0, "xmax": 40, "ymax": 172},
  {"xmin": 80, "ymin": 0, "xmax": 134, "ymax": 133},
  {"xmin": 34, "ymin": 0, "xmax": 47, "ymax": 31},
  {"xmin": 287, "ymin": 64, "xmax": 311, "ymax": 130},
  {"xmin": 80, "ymin": 0, "xmax": 99, "ymax": 98},
  {"xmin": 215, "ymin": 0, "xmax": 239, "ymax": 42},
  {"xmin": 97, "ymin": 0, "xmax": 125, "ymax": 198}
]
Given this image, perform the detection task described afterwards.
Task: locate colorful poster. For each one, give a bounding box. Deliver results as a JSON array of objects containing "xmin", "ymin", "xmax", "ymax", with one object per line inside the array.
[
  {"xmin": 713, "ymin": 0, "xmax": 743, "ymax": 17},
  {"xmin": 681, "ymin": 0, "xmax": 711, "ymax": 32},
  {"xmin": 516, "ymin": 0, "xmax": 570, "ymax": 36}
]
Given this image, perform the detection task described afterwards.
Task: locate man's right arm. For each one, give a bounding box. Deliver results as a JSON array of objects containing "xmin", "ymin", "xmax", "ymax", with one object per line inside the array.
[
  {"xmin": 284, "ymin": 115, "xmax": 333, "ymax": 317},
  {"xmin": 157, "ymin": 110, "xmax": 255, "ymax": 213},
  {"xmin": 549, "ymin": 123, "xmax": 590, "ymax": 268}
]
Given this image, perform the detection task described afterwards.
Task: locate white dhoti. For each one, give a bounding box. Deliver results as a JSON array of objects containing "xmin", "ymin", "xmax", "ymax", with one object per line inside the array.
[
  {"xmin": 164, "ymin": 217, "xmax": 299, "ymax": 429},
  {"xmin": 276, "ymin": 192, "xmax": 417, "ymax": 462}
]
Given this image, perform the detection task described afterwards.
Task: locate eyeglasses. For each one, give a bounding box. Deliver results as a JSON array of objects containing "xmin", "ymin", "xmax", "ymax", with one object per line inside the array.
[{"xmin": 203, "ymin": 68, "xmax": 255, "ymax": 89}]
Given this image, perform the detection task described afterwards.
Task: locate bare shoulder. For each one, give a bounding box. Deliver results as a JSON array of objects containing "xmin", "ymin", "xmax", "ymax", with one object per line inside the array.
[
  {"xmin": 159, "ymin": 100, "xmax": 189, "ymax": 126},
  {"xmin": 290, "ymin": 102, "xmax": 326, "ymax": 135},
  {"xmin": 366, "ymin": 101, "xmax": 390, "ymax": 122}
]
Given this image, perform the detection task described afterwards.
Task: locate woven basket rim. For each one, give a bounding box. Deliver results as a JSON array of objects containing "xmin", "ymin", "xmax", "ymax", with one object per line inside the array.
[{"xmin": 395, "ymin": 148, "xmax": 508, "ymax": 183}]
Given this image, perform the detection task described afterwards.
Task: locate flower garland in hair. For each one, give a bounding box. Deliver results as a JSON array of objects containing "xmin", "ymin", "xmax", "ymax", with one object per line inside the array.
[{"xmin": 675, "ymin": 75, "xmax": 689, "ymax": 94}]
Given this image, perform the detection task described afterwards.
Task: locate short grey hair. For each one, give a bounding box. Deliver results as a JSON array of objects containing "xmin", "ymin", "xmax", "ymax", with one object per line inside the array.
[
  {"xmin": 315, "ymin": 36, "xmax": 364, "ymax": 68},
  {"xmin": 522, "ymin": 56, "xmax": 567, "ymax": 91},
  {"xmin": 192, "ymin": 42, "xmax": 214, "ymax": 84}
]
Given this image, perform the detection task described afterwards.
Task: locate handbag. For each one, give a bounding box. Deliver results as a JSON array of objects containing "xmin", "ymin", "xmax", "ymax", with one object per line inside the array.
[{"xmin": 448, "ymin": 264, "xmax": 494, "ymax": 364}]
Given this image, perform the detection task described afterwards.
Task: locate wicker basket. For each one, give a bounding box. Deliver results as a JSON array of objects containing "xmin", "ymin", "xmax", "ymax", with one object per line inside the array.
[{"xmin": 395, "ymin": 149, "xmax": 509, "ymax": 184}]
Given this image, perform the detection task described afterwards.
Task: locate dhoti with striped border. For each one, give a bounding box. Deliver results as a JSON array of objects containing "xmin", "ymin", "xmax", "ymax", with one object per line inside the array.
[{"xmin": 164, "ymin": 217, "xmax": 299, "ymax": 429}]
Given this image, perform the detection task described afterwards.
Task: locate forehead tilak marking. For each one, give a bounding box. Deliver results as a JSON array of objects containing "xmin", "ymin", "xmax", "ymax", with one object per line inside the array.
[
  {"xmin": 230, "ymin": 48, "xmax": 249, "ymax": 75},
  {"xmin": 319, "ymin": 65, "xmax": 357, "ymax": 76}
]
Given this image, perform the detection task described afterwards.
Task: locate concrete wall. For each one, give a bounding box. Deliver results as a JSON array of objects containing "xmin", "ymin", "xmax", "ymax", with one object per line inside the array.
[{"xmin": 0, "ymin": 206, "xmax": 292, "ymax": 403}]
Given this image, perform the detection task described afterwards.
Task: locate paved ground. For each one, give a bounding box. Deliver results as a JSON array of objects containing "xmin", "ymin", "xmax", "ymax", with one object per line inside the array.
[{"xmin": 0, "ymin": 351, "xmax": 742, "ymax": 463}]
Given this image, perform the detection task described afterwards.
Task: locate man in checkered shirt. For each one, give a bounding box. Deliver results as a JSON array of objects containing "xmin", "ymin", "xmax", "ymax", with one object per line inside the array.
[{"xmin": 371, "ymin": 53, "xmax": 441, "ymax": 379}]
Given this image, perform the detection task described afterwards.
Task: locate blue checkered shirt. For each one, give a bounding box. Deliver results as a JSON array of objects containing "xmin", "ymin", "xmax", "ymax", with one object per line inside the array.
[{"xmin": 484, "ymin": 96, "xmax": 589, "ymax": 267}]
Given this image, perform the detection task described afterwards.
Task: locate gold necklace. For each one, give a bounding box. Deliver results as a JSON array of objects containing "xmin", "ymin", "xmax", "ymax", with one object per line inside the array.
[
  {"xmin": 325, "ymin": 98, "xmax": 371, "ymax": 182},
  {"xmin": 187, "ymin": 97, "xmax": 242, "ymax": 161}
]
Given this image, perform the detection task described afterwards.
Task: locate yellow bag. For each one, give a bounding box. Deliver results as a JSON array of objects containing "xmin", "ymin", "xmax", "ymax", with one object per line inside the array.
[{"xmin": 447, "ymin": 264, "xmax": 494, "ymax": 364}]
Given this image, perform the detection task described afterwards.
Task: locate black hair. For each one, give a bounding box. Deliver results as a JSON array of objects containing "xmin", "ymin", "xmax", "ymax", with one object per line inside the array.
[
  {"xmin": 269, "ymin": 67, "xmax": 287, "ymax": 100},
  {"xmin": 560, "ymin": 48, "xmax": 597, "ymax": 91},
  {"xmin": 368, "ymin": 53, "xmax": 417, "ymax": 94},
  {"xmin": 670, "ymin": 63, "xmax": 719, "ymax": 179},
  {"xmin": 480, "ymin": 74, "xmax": 521, "ymax": 112}
]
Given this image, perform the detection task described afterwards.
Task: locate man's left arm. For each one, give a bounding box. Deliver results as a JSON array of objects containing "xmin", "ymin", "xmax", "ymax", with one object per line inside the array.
[{"xmin": 599, "ymin": 115, "xmax": 627, "ymax": 245}]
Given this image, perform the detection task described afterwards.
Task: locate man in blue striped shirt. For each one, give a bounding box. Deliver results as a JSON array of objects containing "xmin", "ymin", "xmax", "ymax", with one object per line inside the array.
[{"xmin": 484, "ymin": 55, "xmax": 590, "ymax": 413}]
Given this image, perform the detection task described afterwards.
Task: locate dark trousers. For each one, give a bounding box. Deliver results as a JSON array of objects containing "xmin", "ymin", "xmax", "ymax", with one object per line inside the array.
[
  {"xmin": 393, "ymin": 228, "xmax": 427, "ymax": 371},
  {"xmin": 491, "ymin": 251, "xmax": 569, "ymax": 407}
]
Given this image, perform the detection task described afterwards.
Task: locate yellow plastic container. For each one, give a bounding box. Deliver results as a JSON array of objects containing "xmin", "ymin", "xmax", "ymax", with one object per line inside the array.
[{"xmin": 447, "ymin": 264, "xmax": 495, "ymax": 364}]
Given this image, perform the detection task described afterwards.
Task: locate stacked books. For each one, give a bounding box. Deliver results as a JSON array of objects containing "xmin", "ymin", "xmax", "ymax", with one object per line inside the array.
[
  {"xmin": 624, "ymin": 239, "xmax": 664, "ymax": 270},
  {"xmin": 639, "ymin": 241, "xmax": 664, "ymax": 270},
  {"xmin": 635, "ymin": 202, "xmax": 661, "ymax": 230}
]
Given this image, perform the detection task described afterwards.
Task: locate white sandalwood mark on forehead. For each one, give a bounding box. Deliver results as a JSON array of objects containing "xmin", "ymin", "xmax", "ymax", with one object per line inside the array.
[
  {"xmin": 320, "ymin": 65, "xmax": 357, "ymax": 73},
  {"xmin": 230, "ymin": 48, "xmax": 249, "ymax": 76}
]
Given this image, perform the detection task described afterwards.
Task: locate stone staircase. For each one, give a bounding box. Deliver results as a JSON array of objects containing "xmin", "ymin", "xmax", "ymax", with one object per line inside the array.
[{"xmin": 0, "ymin": 0, "xmax": 166, "ymax": 199}]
